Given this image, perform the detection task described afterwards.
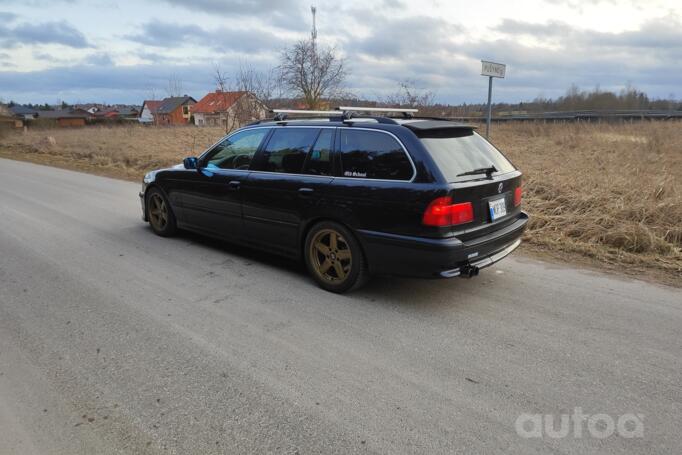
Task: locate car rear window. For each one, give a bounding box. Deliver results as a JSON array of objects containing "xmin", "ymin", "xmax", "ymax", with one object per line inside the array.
[
  {"xmin": 337, "ymin": 129, "xmax": 413, "ymax": 180},
  {"xmin": 418, "ymin": 129, "xmax": 515, "ymax": 182}
]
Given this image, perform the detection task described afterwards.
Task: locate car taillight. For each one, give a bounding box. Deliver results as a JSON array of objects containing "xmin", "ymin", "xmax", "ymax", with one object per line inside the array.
[
  {"xmin": 514, "ymin": 186, "xmax": 522, "ymax": 207},
  {"xmin": 422, "ymin": 197, "xmax": 474, "ymax": 227}
]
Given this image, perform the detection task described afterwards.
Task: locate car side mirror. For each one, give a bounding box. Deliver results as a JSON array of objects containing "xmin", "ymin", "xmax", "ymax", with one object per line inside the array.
[{"xmin": 183, "ymin": 156, "xmax": 198, "ymax": 169}]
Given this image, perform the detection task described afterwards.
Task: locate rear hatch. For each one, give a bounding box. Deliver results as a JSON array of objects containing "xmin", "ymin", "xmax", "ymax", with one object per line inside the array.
[{"xmin": 411, "ymin": 124, "xmax": 523, "ymax": 240}]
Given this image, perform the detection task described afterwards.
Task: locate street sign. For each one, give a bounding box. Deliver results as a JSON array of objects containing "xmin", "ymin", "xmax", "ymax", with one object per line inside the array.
[
  {"xmin": 481, "ymin": 61, "xmax": 506, "ymax": 78},
  {"xmin": 481, "ymin": 60, "xmax": 506, "ymax": 138}
]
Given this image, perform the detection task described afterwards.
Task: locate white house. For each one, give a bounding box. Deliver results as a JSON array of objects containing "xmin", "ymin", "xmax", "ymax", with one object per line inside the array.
[{"xmin": 138, "ymin": 100, "xmax": 162, "ymax": 124}]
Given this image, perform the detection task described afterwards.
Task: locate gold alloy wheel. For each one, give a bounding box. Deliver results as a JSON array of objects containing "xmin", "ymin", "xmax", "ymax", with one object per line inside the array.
[
  {"xmin": 309, "ymin": 229, "xmax": 353, "ymax": 283},
  {"xmin": 148, "ymin": 193, "xmax": 168, "ymax": 231}
]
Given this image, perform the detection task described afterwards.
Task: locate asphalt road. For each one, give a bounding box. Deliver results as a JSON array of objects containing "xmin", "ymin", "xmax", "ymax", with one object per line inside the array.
[{"xmin": 0, "ymin": 158, "xmax": 680, "ymax": 454}]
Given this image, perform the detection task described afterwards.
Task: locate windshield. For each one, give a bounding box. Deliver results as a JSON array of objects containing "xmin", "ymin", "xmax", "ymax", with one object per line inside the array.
[{"xmin": 418, "ymin": 129, "xmax": 516, "ymax": 182}]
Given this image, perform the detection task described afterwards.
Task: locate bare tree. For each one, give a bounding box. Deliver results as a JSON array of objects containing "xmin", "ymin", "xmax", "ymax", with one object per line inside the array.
[
  {"xmin": 279, "ymin": 38, "xmax": 347, "ymax": 109},
  {"xmin": 166, "ymin": 73, "xmax": 184, "ymax": 97},
  {"xmin": 212, "ymin": 64, "xmax": 236, "ymax": 133},
  {"xmin": 211, "ymin": 63, "xmax": 271, "ymax": 133},
  {"xmin": 147, "ymin": 86, "xmax": 158, "ymax": 101},
  {"xmin": 213, "ymin": 64, "xmax": 229, "ymax": 92},
  {"xmin": 381, "ymin": 79, "xmax": 435, "ymax": 108},
  {"xmin": 231, "ymin": 62, "xmax": 280, "ymax": 126},
  {"xmin": 234, "ymin": 61, "xmax": 282, "ymax": 107}
]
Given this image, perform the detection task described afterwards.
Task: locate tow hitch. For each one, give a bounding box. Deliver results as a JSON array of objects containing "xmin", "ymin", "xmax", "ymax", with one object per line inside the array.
[{"xmin": 459, "ymin": 264, "xmax": 479, "ymax": 278}]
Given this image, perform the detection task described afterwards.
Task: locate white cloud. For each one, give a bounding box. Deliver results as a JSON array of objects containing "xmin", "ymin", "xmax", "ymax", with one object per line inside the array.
[{"xmin": 0, "ymin": 0, "xmax": 680, "ymax": 104}]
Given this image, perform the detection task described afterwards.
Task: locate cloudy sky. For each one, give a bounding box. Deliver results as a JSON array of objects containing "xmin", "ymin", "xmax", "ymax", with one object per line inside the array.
[{"xmin": 0, "ymin": 0, "xmax": 680, "ymax": 105}]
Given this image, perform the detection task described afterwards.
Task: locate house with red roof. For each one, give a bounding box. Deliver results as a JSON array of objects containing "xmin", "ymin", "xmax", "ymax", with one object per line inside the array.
[
  {"xmin": 192, "ymin": 90, "xmax": 268, "ymax": 128},
  {"xmin": 139, "ymin": 100, "xmax": 163, "ymax": 124},
  {"xmin": 95, "ymin": 108, "xmax": 120, "ymax": 119}
]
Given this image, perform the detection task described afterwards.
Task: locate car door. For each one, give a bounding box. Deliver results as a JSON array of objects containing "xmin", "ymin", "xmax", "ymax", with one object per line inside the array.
[
  {"xmin": 326, "ymin": 127, "xmax": 421, "ymax": 236},
  {"xmin": 178, "ymin": 127, "xmax": 271, "ymax": 240},
  {"xmin": 241, "ymin": 127, "xmax": 335, "ymax": 257}
]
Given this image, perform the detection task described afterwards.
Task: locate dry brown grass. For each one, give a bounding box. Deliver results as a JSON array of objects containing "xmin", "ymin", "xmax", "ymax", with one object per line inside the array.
[
  {"xmin": 1, "ymin": 121, "xmax": 680, "ymax": 285},
  {"xmin": 0, "ymin": 125, "xmax": 226, "ymax": 180},
  {"xmin": 490, "ymin": 121, "xmax": 681, "ymax": 284}
]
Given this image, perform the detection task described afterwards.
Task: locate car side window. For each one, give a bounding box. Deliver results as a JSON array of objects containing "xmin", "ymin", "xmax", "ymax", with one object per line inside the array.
[
  {"xmin": 337, "ymin": 129, "xmax": 413, "ymax": 180},
  {"xmin": 256, "ymin": 128, "xmax": 320, "ymax": 174},
  {"xmin": 204, "ymin": 128, "xmax": 269, "ymax": 170},
  {"xmin": 302, "ymin": 128, "xmax": 333, "ymax": 176}
]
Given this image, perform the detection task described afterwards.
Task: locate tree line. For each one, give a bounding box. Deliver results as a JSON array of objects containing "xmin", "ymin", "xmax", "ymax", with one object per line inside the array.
[{"xmin": 444, "ymin": 84, "xmax": 681, "ymax": 116}]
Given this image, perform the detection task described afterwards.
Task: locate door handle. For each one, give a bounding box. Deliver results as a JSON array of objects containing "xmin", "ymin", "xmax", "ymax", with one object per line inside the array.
[
  {"xmin": 298, "ymin": 187, "xmax": 314, "ymax": 196},
  {"xmin": 228, "ymin": 180, "xmax": 241, "ymax": 190}
]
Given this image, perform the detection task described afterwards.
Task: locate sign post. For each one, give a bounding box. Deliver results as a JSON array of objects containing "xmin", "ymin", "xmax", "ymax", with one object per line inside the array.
[{"xmin": 481, "ymin": 60, "xmax": 506, "ymax": 138}]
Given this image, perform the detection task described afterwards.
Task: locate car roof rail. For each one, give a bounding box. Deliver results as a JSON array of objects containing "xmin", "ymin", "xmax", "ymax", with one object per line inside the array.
[
  {"xmin": 271, "ymin": 109, "xmax": 339, "ymax": 121},
  {"xmin": 248, "ymin": 106, "xmax": 420, "ymax": 126},
  {"xmin": 336, "ymin": 106, "xmax": 418, "ymax": 119}
]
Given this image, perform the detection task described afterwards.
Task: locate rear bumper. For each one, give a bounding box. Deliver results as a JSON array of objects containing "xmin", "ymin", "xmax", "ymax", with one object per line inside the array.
[
  {"xmin": 357, "ymin": 212, "xmax": 528, "ymax": 278},
  {"xmin": 438, "ymin": 238, "xmax": 521, "ymax": 277}
]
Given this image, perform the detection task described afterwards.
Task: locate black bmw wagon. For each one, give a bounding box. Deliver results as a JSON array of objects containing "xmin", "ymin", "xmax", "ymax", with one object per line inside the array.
[{"xmin": 140, "ymin": 107, "xmax": 528, "ymax": 293}]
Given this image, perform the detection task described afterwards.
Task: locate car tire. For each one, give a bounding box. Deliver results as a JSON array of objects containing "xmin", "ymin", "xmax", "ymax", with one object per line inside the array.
[
  {"xmin": 146, "ymin": 187, "xmax": 177, "ymax": 237},
  {"xmin": 304, "ymin": 221, "xmax": 369, "ymax": 293}
]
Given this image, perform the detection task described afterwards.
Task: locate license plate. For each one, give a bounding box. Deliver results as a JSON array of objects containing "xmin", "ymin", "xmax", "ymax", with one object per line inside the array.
[{"xmin": 489, "ymin": 197, "xmax": 507, "ymax": 221}]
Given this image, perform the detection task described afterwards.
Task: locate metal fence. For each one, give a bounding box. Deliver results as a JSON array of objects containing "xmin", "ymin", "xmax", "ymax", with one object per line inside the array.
[{"xmin": 444, "ymin": 109, "xmax": 682, "ymax": 123}]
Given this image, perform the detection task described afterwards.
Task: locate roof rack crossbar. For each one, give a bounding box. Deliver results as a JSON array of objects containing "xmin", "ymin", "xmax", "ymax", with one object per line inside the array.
[
  {"xmin": 337, "ymin": 106, "xmax": 418, "ymax": 118},
  {"xmin": 271, "ymin": 109, "xmax": 339, "ymax": 115},
  {"xmin": 336, "ymin": 106, "xmax": 418, "ymax": 113},
  {"xmin": 271, "ymin": 109, "xmax": 342, "ymax": 122},
  {"xmin": 262, "ymin": 106, "xmax": 420, "ymax": 123}
]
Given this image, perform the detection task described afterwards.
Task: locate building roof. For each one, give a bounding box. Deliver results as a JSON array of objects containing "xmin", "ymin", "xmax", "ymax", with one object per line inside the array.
[
  {"xmin": 94, "ymin": 108, "xmax": 119, "ymax": 117},
  {"xmin": 192, "ymin": 91, "xmax": 247, "ymax": 114},
  {"xmin": 141, "ymin": 100, "xmax": 162, "ymax": 114},
  {"xmin": 117, "ymin": 106, "xmax": 139, "ymax": 116},
  {"xmin": 157, "ymin": 96, "xmax": 196, "ymax": 114},
  {"xmin": 37, "ymin": 109, "xmax": 91, "ymax": 119},
  {"xmin": 74, "ymin": 103, "xmax": 102, "ymax": 111},
  {"xmin": 10, "ymin": 105, "xmax": 39, "ymax": 116}
]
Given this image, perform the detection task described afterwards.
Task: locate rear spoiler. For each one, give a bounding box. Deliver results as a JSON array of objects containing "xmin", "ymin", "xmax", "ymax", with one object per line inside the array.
[
  {"xmin": 401, "ymin": 120, "xmax": 477, "ymax": 138},
  {"xmin": 401, "ymin": 120, "xmax": 477, "ymax": 132}
]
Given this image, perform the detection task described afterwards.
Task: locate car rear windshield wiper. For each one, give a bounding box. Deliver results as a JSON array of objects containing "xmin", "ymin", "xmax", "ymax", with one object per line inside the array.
[{"xmin": 456, "ymin": 165, "xmax": 498, "ymax": 178}]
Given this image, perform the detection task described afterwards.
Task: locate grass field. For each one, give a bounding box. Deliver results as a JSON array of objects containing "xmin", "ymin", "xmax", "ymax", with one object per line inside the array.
[
  {"xmin": 1, "ymin": 121, "xmax": 680, "ymax": 285},
  {"xmin": 492, "ymin": 121, "xmax": 681, "ymax": 285}
]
